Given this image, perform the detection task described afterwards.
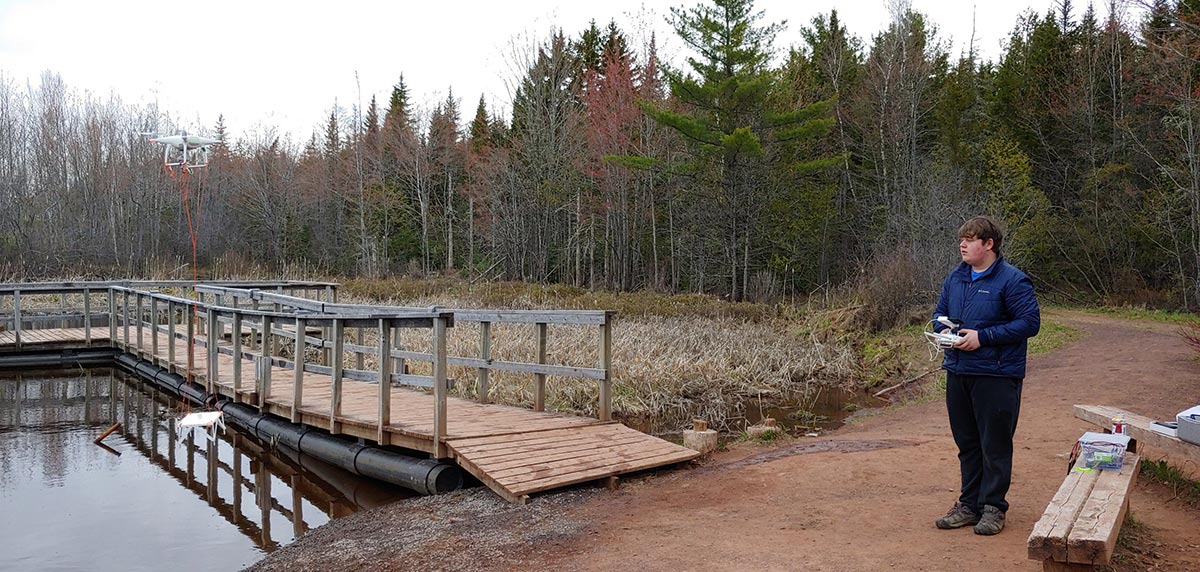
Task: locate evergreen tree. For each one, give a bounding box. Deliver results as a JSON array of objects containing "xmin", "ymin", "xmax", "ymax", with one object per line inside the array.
[
  {"xmin": 645, "ymin": 0, "xmax": 834, "ymax": 298},
  {"xmin": 469, "ymin": 95, "xmax": 491, "ymax": 152},
  {"xmin": 384, "ymin": 75, "xmax": 412, "ymax": 134},
  {"xmin": 364, "ymin": 95, "xmax": 380, "ymax": 153}
]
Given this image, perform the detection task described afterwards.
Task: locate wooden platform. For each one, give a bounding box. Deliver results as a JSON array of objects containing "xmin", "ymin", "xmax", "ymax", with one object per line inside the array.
[{"xmin": 0, "ymin": 326, "xmax": 699, "ymax": 502}]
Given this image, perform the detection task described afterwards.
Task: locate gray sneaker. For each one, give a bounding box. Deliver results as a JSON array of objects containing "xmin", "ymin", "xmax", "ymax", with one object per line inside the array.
[
  {"xmin": 935, "ymin": 502, "xmax": 979, "ymax": 529},
  {"xmin": 973, "ymin": 505, "xmax": 1006, "ymax": 535}
]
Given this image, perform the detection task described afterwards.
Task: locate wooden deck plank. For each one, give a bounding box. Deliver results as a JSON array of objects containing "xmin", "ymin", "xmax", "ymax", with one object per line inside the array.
[
  {"xmin": 494, "ymin": 440, "xmax": 690, "ymax": 483},
  {"xmin": 504, "ymin": 449, "xmax": 698, "ymax": 496},
  {"xmin": 481, "ymin": 435, "xmax": 672, "ymax": 472},
  {"xmin": 449, "ymin": 424, "xmax": 627, "ymax": 452}
]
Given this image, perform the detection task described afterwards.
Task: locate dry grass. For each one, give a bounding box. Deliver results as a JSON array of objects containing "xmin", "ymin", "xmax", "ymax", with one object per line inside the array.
[{"xmin": 338, "ymin": 280, "xmax": 856, "ymax": 434}]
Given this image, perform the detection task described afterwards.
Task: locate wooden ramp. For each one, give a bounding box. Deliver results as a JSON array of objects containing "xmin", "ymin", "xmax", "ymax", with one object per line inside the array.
[
  {"xmin": 0, "ymin": 326, "xmax": 699, "ymax": 502},
  {"xmin": 447, "ymin": 423, "xmax": 699, "ymax": 503}
]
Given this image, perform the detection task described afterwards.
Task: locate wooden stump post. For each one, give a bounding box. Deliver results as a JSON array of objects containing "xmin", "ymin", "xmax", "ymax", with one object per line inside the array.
[{"xmin": 683, "ymin": 419, "xmax": 719, "ymax": 455}]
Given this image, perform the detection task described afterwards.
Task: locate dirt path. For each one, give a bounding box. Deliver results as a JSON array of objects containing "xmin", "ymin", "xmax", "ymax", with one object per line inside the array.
[{"xmin": 249, "ymin": 311, "xmax": 1200, "ymax": 572}]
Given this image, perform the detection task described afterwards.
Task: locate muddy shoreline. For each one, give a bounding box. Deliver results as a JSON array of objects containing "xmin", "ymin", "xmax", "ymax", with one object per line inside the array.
[{"xmin": 243, "ymin": 485, "xmax": 597, "ymax": 572}]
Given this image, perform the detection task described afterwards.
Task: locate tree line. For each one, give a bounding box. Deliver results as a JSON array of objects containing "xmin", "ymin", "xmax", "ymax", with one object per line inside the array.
[{"xmin": 3, "ymin": 0, "xmax": 1200, "ymax": 309}]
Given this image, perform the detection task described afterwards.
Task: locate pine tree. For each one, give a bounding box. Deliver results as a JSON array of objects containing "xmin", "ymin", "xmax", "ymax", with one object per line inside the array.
[
  {"xmin": 384, "ymin": 75, "xmax": 411, "ymax": 134},
  {"xmin": 469, "ymin": 95, "xmax": 490, "ymax": 152},
  {"xmin": 364, "ymin": 95, "xmax": 380, "ymax": 153},
  {"xmin": 644, "ymin": 0, "xmax": 835, "ymax": 299}
]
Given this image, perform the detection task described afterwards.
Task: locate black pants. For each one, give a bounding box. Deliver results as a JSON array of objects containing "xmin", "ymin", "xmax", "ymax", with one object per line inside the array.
[{"xmin": 946, "ymin": 372, "xmax": 1023, "ymax": 513}]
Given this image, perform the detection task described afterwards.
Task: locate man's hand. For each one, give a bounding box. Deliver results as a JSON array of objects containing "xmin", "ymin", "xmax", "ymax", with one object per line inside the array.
[{"xmin": 952, "ymin": 329, "xmax": 981, "ymax": 351}]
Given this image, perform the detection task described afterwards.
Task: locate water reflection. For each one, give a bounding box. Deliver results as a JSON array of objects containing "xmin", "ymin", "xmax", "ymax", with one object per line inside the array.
[{"xmin": 0, "ymin": 368, "xmax": 408, "ymax": 572}]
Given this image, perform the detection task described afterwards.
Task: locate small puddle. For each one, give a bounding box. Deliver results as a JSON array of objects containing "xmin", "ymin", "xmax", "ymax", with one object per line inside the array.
[
  {"xmin": 742, "ymin": 386, "xmax": 886, "ymax": 435},
  {"xmin": 621, "ymin": 386, "xmax": 885, "ymax": 438},
  {"xmin": 0, "ymin": 368, "xmax": 410, "ymax": 571}
]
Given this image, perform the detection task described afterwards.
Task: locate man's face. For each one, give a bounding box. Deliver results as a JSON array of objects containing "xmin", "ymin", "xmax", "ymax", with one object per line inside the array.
[{"xmin": 959, "ymin": 235, "xmax": 994, "ymax": 266}]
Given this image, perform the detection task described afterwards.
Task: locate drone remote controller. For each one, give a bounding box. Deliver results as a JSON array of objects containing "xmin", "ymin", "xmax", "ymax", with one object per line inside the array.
[
  {"xmin": 924, "ymin": 316, "xmax": 963, "ymax": 350},
  {"xmin": 924, "ymin": 330, "xmax": 964, "ymax": 349}
]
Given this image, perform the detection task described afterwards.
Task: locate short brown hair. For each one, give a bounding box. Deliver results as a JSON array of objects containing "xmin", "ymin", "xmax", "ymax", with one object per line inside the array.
[{"xmin": 958, "ymin": 216, "xmax": 1003, "ymax": 255}]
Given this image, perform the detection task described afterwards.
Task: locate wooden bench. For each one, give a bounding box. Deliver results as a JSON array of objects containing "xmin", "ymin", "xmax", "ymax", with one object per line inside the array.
[
  {"xmin": 1028, "ymin": 402, "xmax": 1200, "ymax": 571},
  {"xmin": 1027, "ymin": 452, "xmax": 1140, "ymax": 571}
]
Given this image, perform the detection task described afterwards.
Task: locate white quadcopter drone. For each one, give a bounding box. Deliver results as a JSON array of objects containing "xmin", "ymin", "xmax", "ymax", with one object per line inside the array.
[
  {"xmin": 924, "ymin": 316, "xmax": 964, "ymax": 358},
  {"xmin": 147, "ymin": 130, "xmax": 221, "ymax": 172}
]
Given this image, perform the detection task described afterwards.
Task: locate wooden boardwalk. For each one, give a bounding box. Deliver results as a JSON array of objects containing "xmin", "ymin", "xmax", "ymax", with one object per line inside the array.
[{"xmin": 0, "ymin": 325, "xmax": 698, "ymax": 503}]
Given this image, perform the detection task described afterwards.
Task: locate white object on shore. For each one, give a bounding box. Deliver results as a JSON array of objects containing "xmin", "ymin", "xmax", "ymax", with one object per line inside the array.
[
  {"xmin": 1149, "ymin": 421, "xmax": 1179, "ymax": 438},
  {"xmin": 1178, "ymin": 405, "xmax": 1200, "ymax": 445}
]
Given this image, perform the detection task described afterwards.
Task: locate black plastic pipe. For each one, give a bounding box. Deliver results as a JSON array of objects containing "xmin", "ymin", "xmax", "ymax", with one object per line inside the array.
[
  {"xmin": 0, "ymin": 348, "xmax": 121, "ymax": 369},
  {"xmin": 110, "ymin": 354, "xmax": 462, "ymax": 495}
]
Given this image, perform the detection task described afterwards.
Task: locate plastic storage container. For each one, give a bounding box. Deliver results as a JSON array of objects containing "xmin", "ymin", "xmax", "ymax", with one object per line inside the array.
[
  {"xmin": 1178, "ymin": 405, "xmax": 1200, "ymax": 446},
  {"xmin": 1078, "ymin": 432, "xmax": 1131, "ymax": 471}
]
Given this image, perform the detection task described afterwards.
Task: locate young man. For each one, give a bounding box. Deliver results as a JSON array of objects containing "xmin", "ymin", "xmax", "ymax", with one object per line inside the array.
[{"xmin": 932, "ymin": 216, "xmax": 1040, "ymax": 535}]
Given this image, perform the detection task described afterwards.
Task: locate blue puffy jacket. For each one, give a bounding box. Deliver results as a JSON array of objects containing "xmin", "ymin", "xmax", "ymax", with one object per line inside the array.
[{"xmin": 933, "ymin": 256, "xmax": 1041, "ymax": 378}]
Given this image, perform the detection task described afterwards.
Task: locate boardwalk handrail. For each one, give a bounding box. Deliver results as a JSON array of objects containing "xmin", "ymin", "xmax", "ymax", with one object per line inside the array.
[
  {"xmin": 195, "ymin": 284, "xmax": 615, "ymax": 420},
  {"xmin": 1, "ymin": 279, "xmax": 616, "ymax": 452},
  {"xmin": 0, "ymin": 279, "xmax": 336, "ymax": 295},
  {"xmin": 1, "ymin": 281, "xmax": 454, "ymax": 456}
]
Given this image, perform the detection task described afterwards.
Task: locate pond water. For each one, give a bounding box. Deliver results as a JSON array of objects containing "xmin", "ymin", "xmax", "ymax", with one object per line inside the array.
[
  {"xmin": 0, "ymin": 368, "xmax": 409, "ymax": 572},
  {"xmin": 743, "ymin": 386, "xmax": 886, "ymax": 434}
]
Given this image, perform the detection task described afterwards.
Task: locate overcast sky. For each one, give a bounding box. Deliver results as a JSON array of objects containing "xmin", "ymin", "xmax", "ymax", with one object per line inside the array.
[{"xmin": 0, "ymin": 0, "xmax": 1123, "ymax": 143}]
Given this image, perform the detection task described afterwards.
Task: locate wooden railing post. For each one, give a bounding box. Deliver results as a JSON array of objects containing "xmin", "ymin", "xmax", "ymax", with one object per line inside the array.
[
  {"xmin": 249, "ymin": 298, "xmax": 259, "ymax": 351},
  {"xmin": 207, "ymin": 308, "xmax": 219, "ymax": 394},
  {"xmin": 122, "ymin": 290, "xmax": 130, "ymax": 348},
  {"xmin": 534, "ymin": 322, "xmax": 547, "ymax": 412},
  {"xmin": 433, "ymin": 316, "xmax": 448, "ymax": 458},
  {"xmin": 259, "ymin": 314, "xmax": 273, "ymax": 409},
  {"xmin": 108, "ymin": 289, "xmax": 116, "ymax": 347},
  {"xmin": 321, "ymin": 322, "xmax": 331, "ymax": 366},
  {"xmin": 167, "ymin": 301, "xmax": 176, "ymax": 369},
  {"xmin": 270, "ymin": 315, "xmax": 280, "ymax": 355},
  {"xmin": 231, "ymin": 312, "xmax": 242, "ymax": 397},
  {"xmin": 393, "ymin": 328, "xmax": 405, "ymax": 378},
  {"xmin": 83, "ymin": 287, "xmax": 92, "ymax": 344},
  {"xmin": 12, "ymin": 290, "xmax": 20, "ymax": 348},
  {"xmin": 186, "ymin": 304, "xmax": 195, "ymax": 383},
  {"xmin": 354, "ymin": 326, "xmax": 365, "ymax": 370},
  {"xmin": 330, "ymin": 318, "xmax": 343, "ymax": 434},
  {"xmin": 376, "ymin": 318, "xmax": 391, "ymax": 446},
  {"xmin": 292, "ymin": 317, "xmax": 304, "ymax": 423},
  {"xmin": 135, "ymin": 292, "xmax": 144, "ymax": 355},
  {"xmin": 599, "ymin": 314, "xmax": 613, "ymax": 422},
  {"xmin": 478, "ymin": 321, "xmax": 491, "ymax": 403},
  {"xmin": 150, "ymin": 297, "xmax": 159, "ymax": 360}
]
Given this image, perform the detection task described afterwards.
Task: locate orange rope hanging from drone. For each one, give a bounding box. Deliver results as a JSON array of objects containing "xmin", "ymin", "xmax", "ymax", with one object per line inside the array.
[{"xmin": 179, "ymin": 167, "xmax": 200, "ymax": 415}]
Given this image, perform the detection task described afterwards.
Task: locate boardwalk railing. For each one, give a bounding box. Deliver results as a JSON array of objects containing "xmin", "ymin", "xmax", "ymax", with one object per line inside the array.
[
  {"xmin": 1, "ymin": 281, "xmax": 616, "ymax": 458},
  {"xmin": 195, "ymin": 285, "xmax": 616, "ymax": 421},
  {"xmin": 0, "ymin": 281, "xmax": 453, "ymax": 455}
]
